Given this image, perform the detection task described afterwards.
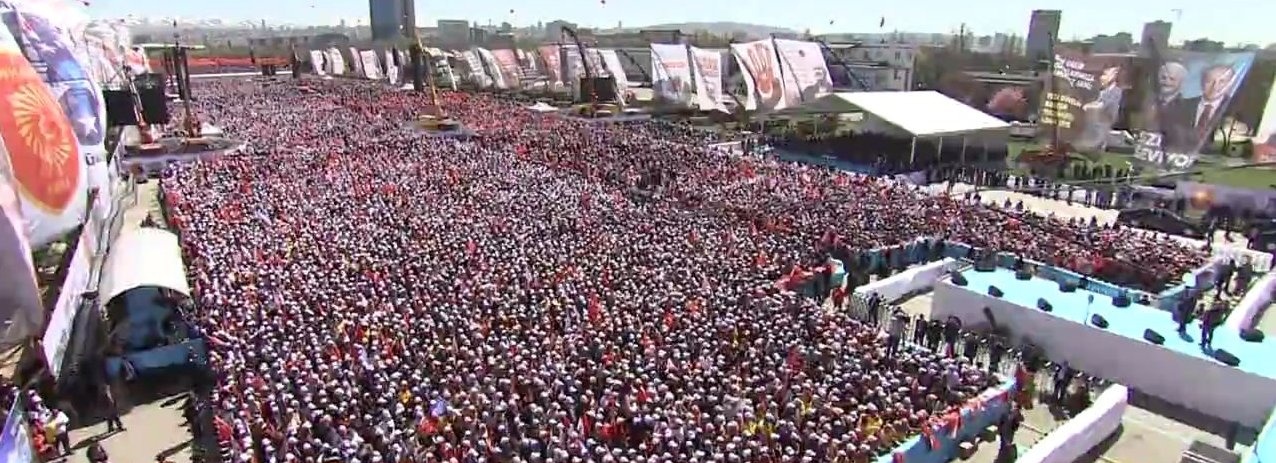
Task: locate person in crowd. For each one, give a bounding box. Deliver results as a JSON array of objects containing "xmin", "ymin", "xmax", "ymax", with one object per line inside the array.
[
  {"xmin": 151, "ymin": 78, "xmax": 1210, "ymax": 463},
  {"xmin": 87, "ymin": 441, "xmax": 110, "ymax": 463}
]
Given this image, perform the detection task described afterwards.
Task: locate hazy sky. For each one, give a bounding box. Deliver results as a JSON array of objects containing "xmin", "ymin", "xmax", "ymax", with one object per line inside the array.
[{"xmin": 88, "ymin": 0, "xmax": 1276, "ymax": 46}]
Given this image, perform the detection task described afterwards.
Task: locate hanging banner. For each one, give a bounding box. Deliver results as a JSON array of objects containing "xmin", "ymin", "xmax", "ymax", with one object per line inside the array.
[
  {"xmin": 0, "ymin": 1, "xmax": 101, "ymax": 247},
  {"xmin": 491, "ymin": 49, "xmax": 522, "ymax": 89},
  {"xmin": 0, "ymin": 24, "xmax": 50, "ymax": 352},
  {"xmin": 383, "ymin": 50, "xmax": 397, "ymax": 84},
  {"xmin": 359, "ymin": 50, "xmax": 381, "ymax": 79},
  {"xmin": 650, "ymin": 43, "xmax": 694, "ymax": 107},
  {"xmin": 1039, "ymin": 49, "xmax": 1130, "ymax": 154},
  {"xmin": 462, "ymin": 49, "xmax": 491, "ymax": 88},
  {"xmin": 0, "ymin": 398, "xmax": 34, "ymax": 463},
  {"xmin": 538, "ymin": 45, "xmax": 563, "ymax": 90},
  {"xmin": 1135, "ymin": 51, "xmax": 1255, "ymax": 170},
  {"xmin": 436, "ymin": 56, "xmax": 458, "ymax": 91},
  {"xmin": 327, "ymin": 47, "xmax": 344, "ymax": 75},
  {"xmin": 1253, "ymin": 73, "xmax": 1276, "ymax": 164},
  {"xmin": 774, "ymin": 39, "xmax": 832, "ymax": 107},
  {"xmin": 82, "ymin": 21, "xmax": 124, "ymax": 88},
  {"xmin": 562, "ymin": 44, "xmax": 585, "ymax": 87},
  {"xmin": 731, "ymin": 40, "xmax": 786, "ymax": 111},
  {"xmin": 598, "ymin": 49, "xmax": 629, "ymax": 104},
  {"xmin": 310, "ymin": 50, "xmax": 327, "ymax": 76},
  {"xmin": 348, "ymin": 47, "xmax": 364, "ymax": 76},
  {"xmin": 475, "ymin": 48, "xmax": 505, "ymax": 89},
  {"xmin": 42, "ymin": 224, "xmax": 90, "ymax": 379},
  {"xmin": 689, "ymin": 46, "xmax": 727, "ymax": 112}
]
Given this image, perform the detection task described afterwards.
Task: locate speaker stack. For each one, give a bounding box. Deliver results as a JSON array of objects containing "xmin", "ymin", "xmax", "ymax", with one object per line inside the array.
[{"xmin": 409, "ymin": 45, "xmax": 424, "ymax": 93}]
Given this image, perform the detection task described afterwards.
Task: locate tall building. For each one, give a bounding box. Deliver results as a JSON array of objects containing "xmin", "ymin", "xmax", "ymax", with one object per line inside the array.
[
  {"xmin": 1025, "ymin": 9, "xmax": 1061, "ymax": 65},
  {"xmin": 544, "ymin": 20, "xmax": 577, "ymax": 41},
  {"xmin": 1140, "ymin": 21, "xmax": 1172, "ymax": 56},
  {"xmin": 1090, "ymin": 32, "xmax": 1134, "ymax": 54},
  {"xmin": 369, "ymin": 0, "xmax": 416, "ymax": 41},
  {"xmin": 437, "ymin": 19, "xmax": 471, "ymax": 45}
]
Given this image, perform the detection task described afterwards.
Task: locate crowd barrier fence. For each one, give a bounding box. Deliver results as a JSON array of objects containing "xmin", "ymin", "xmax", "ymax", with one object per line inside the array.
[
  {"xmin": 873, "ymin": 380, "xmax": 1017, "ymax": 463},
  {"xmin": 1228, "ymin": 272, "xmax": 1276, "ymax": 331},
  {"xmin": 1017, "ymin": 384, "xmax": 1128, "ymax": 463}
]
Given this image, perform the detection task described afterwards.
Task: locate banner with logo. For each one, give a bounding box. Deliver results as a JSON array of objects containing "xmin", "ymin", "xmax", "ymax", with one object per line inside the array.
[
  {"xmin": 598, "ymin": 49, "xmax": 629, "ymax": 104},
  {"xmin": 689, "ymin": 46, "xmax": 727, "ymax": 112},
  {"xmin": 1253, "ymin": 73, "xmax": 1276, "ymax": 164},
  {"xmin": 0, "ymin": 24, "xmax": 47, "ymax": 352},
  {"xmin": 327, "ymin": 47, "xmax": 344, "ymax": 75},
  {"xmin": 0, "ymin": 398, "xmax": 34, "ymax": 463},
  {"xmin": 42, "ymin": 223, "xmax": 90, "ymax": 379},
  {"xmin": 538, "ymin": 45, "xmax": 563, "ymax": 90},
  {"xmin": 1, "ymin": 0, "xmax": 106, "ymax": 246},
  {"xmin": 774, "ymin": 39, "xmax": 832, "ymax": 107},
  {"xmin": 651, "ymin": 43, "xmax": 693, "ymax": 107},
  {"xmin": 359, "ymin": 50, "xmax": 381, "ymax": 79},
  {"xmin": 1135, "ymin": 51, "xmax": 1255, "ymax": 170},
  {"xmin": 731, "ymin": 40, "xmax": 786, "ymax": 111},
  {"xmin": 309, "ymin": 50, "xmax": 326, "ymax": 76},
  {"xmin": 1039, "ymin": 49, "xmax": 1130, "ymax": 154},
  {"xmin": 491, "ymin": 49, "xmax": 522, "ymax": 89}
]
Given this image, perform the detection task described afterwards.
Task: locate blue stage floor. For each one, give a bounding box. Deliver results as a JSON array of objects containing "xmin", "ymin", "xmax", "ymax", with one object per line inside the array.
[{"xmin": 960, "ymin": 267, "xmax": 1276, "ymax": 381}]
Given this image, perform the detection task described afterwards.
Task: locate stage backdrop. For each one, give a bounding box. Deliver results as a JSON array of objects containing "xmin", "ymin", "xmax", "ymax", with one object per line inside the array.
[
  {"xmin": 1134, "ymin": 51, "xmax": 1255, "ymax": 170},
  {"xmin": 1039, "ymin": 49, "xmax": 1130, "ymax": 154}
]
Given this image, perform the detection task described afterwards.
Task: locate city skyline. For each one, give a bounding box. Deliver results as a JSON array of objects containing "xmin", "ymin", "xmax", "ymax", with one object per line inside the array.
[{"xmin": 87, "ymin": 0, "xmax": 1276, "ymax": 46}]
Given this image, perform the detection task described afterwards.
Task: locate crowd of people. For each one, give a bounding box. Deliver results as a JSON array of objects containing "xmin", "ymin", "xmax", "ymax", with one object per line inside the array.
[
  {"xmin": 164, "ymin": 78, "xmax": 1209, "ymax": 463},
  {"xmin": 765, "ymin": 132, "xmax": 1010, "ymax": 176}
]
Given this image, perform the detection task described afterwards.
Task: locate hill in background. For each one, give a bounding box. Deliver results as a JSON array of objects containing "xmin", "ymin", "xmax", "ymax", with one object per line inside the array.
[{"xmin": 631, "ymin": 22, "xmax": 798, "ymax": 40}]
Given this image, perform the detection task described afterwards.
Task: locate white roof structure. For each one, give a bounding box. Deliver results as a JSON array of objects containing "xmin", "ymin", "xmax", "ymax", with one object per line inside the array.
[
  {"xmin": 528, "ymin": 102, "xmax": 558, "ymax": 113},
  {"xmin": 780, "ymin": 91, "xmax": 1011, "ymax": 138},
  {"xmin": 98, "ymin": 228, "xmax": 191, "ymax": 303}
]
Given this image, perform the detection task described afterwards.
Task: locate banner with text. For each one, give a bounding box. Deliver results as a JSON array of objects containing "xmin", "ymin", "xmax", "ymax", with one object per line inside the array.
[
  {"xmin": 562, "ymin": 44, "xmax": 585, "ymax": 86},
  {"xmin": 1253, "ymin": 72, "xmax": 1276, "ymax": 164},
  {"xmin": 491, "ymin": 49, "xmax": 523, "ymax": 89},
  {"xmin": 689, "ymin": 46, "xmax": 727, "ymax": 112},
  {"xmin": 1039, "ymin": 49, "xmax": 1129, "ymax": 154},
  {"xmin": 1135, "ymin": 51, "xmax": 1254, "ymax": 170},
  {"xmin": 42, "ymin": 225, "xmax": 90, "ymax": 379},
  {"xmin": 327, "ymin": 47, "xmax": 344, "ymax": 75},
  {"xmin": 730, "ymin": 40, "xmax": 787, "ymax": 111},
  {"xmin": 359, "ymin": 50, "xmax": 381, "ymax": 80},
  {"xmin": 650, "ymin": 43, "xmax": 694, "ymax": 107},
  {"xmin": 774, "ymin": 39, "xmax": 833, "ymax": 108},
  {"xmin": 538, "ymin": 45, "xmax": 563, "ymax": 90},
  {"xmin": 382, "ymin": 50, "xmax": 396, "ymax": 84}
]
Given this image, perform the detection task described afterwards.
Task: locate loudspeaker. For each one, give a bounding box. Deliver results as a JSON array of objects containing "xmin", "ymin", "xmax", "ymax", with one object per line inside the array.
[
  {"xmin": 1015, "ymin": 269, "xmax": 1032, "ymax": 280},
  {"xmin": 1090, "ymin": 314, "xmax": 1108, "ymax": 328},
  {"xmin": 103, "ymin": 90, "xmax": 138, "ymax": 127},
  {"xmin": 135, "ymin": 72, "xmax": 167, "ymax": 92},
  {"xmin": 1059, "ymin": 281, "xmax": 1077, "ymax": 293},
  {"xmin": 1240, "ymin": 328, "xmax": 1265, "ymax": 342},
  {"xmin": 1112, "ymin": 294, "xmax": 1130, "ymax": 308},
  {"xmin": 579, "ymin": 76, "xmax": 618, "ymax": 103},
  {"xmin": 950, "ymin": 272, "xmax": 968, "ymax": 286},
  {"xmin": 1036, "ymin": 298, "xmax": 1052, "ymax": 312},
  {"xmin": 409, "ymin": 45, "xmax": 424, "ymax": 92},
  {"xmin": 137, "ymin": 86, "xmax": 170, "ymax": 124},
  {"xmin": 1143, "ymin": 329, "xmax": 1164, "ymax": 345},
  {"xmin": 1213, "ymin": 349, "xmax": 1240, "ymax": 367},
  {"xmin": 988, "ymin": 286, "xmax": 1003, "ymax": 298}
]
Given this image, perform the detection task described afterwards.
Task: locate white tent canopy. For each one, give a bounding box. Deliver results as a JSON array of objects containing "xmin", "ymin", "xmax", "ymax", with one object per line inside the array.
[
  {"xmin": 528, "ymin": 102, "xmax": 558, "ymax": 113},
  {"xmin": 98, "ymin": 228, "xmax": 191, "ymax": 303},
  {"xmin": 778, "ymin": 91, "xmax": 1010, "ymax": 137}
]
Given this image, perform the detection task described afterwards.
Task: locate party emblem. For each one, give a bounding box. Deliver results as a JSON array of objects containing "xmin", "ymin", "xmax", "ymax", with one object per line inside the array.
[{"xmin": 0, "ymin": 49, "xmax": 80, "ymax": 213}]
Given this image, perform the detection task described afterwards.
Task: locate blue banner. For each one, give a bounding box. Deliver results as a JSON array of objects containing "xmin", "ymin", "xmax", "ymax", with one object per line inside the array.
[
  {"xmin": 1135, "ymin": 51, "xmax": 1256, "ymax": 170},
  {"xmin": 0, "ymin": 398, "xmax": 35, "ymax": 463}
]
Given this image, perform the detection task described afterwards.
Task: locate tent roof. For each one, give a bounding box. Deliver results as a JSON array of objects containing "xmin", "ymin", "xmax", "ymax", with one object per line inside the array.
[
  {"xmin": 98, "ymin": 227, "xmax": 191, "ymax": 303},
  {"xmin": 782, "ymin": 91, "xmax": 1011, "ymax": 137}
]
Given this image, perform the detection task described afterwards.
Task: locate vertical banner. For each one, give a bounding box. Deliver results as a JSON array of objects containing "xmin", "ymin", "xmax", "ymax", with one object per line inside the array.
[
  {"xmin": 562, "ymin": 44, "xmax": 585, "ymax": 88},
  {"xmin": 689, "ymin": 46, "xmax": 727, "ymax": 112},
  {"xmin": 650, "ymin": 43, "xmax": 694, "ymax": 107},
  {"xmin": 538, "ymin": 45, "xmax": 563, "ymax": 90},
  {"xmin": 730, "ymin": 40, "xmax": 786, "ymax": 111},
  {"xmin": 773, "ymin": 39, "xmax": 832, "ymax": 107},
  {"xmin": 0, "ymin": 24, "xmax": 48, "ymax": 352},
  {"xmin": 461, "ymin": 50, "xmax": 490, "ymax": 88},
  {"xmin": 1253, "ymin": 73, "xmax": 1276, "ymax": 163},
  {"xmin": 359, "ymin": 50, "xmax": 381, "ymax": 79},
  {"xmin": 348, "ymin": 47, "xmax": 364, "ymax": 76},
  {"xmin": 383, "ymin": 50, "xmax": 397, "ymax": 84},
  {"xmin": 42, "ymin": 224, "xmax": 90, "ymax": 379},
  {"xmin": 1135, "ymin": 51, "xmax": 1255, "ymax": 170},
  {"xmin": 1, "ymin": 1, "xmax": 105, "ymax": 244},
  {"xmin": 598, "ymin": 49, "xmax": 630, "ymax": 104},
  {"xmin": 491, "ymin": 49, "xmax": 522, "ymax": 89},
  {"xmin": 310, "ymin": 50, "xmax": 327, "ymax": 75},
  {"xmin": 475, "ymin": 48, "xmax": 505, "ymax": 89},
  {"xmin": 436, "ymin": 56, "xmax": 458, "ymax": 91},
  {"xmin": 1039, "ymin": 49, "xmax": 1129, "ymax": 154},
  {"xmin": 327, "ymin": 47, "xmax": 344, "ymax": 75},
  {"xmin": 0, "ymin": 398, "xmax": 34, "ymax": 463}
]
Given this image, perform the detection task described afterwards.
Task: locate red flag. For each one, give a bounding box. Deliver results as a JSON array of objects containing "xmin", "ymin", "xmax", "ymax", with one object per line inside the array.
[
  {"xmin": 687, "ymin": 299, "xmax": 700, "ymax": 315},
  {"xmin": 588, "ymin": 293, "xmax": 601, "ymax": 322},
  {"xmin": 663, "ymin": 310, "xmax": 675, "ymax": 330},
  {"xmin": 465, "ymin": 239, "xmax": 477, "ymax": 256}
]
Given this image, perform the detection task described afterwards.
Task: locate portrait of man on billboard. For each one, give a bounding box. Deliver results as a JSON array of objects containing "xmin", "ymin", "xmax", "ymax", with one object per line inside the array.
[
  {"xmin": 1075, "ymin": 66, "xmax": 1124, "ymax": 151},
  {"xmin": 1160, "ymin": 62, "xmax": 1242, "ymax": 154}
]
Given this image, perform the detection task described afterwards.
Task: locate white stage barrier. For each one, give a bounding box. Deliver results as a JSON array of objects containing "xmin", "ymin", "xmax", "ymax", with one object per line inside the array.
[
  {"xmin": 932, "ymin": 280, "xmax": 1276, "ymax": 428},
  {"xmin": 855, "ymin": 258, "xmax": 961, "ymax": 303},
  {"xmin": 1229, "ymin": 272, "xmax": 1276, "ymax": 331},
  {"xmin": 1019, "ymin": 385, "xmax": 1129, "ymax": 463}
]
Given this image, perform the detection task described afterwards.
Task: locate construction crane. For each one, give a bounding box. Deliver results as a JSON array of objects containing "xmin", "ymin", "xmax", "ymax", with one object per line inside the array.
[
  {"xmin": 409, "ymin": 29, "xmax": 444, "ymax": 117},
  {"xmin": 559, "ymin": 25, "xmax": 619, "ymax": 116}
]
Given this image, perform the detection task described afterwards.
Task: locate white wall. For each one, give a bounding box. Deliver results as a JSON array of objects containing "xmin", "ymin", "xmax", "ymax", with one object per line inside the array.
[
  {"xmin": 932, "ymin": 280, "xmax": 1276, "ymax": 428},
  {"xmin": 1229, "ymin": 272, "xmax": 1276, "ymax": 331},
  {"xmin": 855, "ymin": 258, "xmax": 961, "ymax": 302},
  {"xmin": 1019, "ymin": 385, "xmax": 1129, "ymax": 463}
]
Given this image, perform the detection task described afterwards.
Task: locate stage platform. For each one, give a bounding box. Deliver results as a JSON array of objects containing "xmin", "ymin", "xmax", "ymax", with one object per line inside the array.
[{"xmin": 932, "ymin": 267, "xmax": 1276, "ymax": 428}]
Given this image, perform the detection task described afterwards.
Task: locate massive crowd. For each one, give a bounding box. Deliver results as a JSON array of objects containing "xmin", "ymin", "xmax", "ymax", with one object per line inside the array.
[{"xmin": 165, "ymin": 78, "xmax": 1208, "ymax": 463}]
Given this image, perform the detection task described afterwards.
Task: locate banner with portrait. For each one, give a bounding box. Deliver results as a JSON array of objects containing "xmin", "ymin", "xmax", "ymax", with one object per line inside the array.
[
  {"xmin": 491, "ymin": 49, "xmax": 522, "ymax": 89},
  {"xmin": 773, "ymin": 39, "xmax": 833, "ymax": 107},
  {"xmin": 461, "ymin": 49, "xmax": 490, "ymax": 88},
  {"xmin": 475, "ymin": 48, "xmax": 506, "ymax": 89},
  {"xmin": 562, "ymin": 44, "xmax": 585, "ymax": 87},
  {"xmin": 689, "ymin": 46, "xmax": 726, "ymax": 112},
  {"xmin": 730, "ymin": 40, "xmax": 786, "ymax": 111},
  {"xmin": 538, "ymin": 45, "xmax": 562, "ymax": 90},
  {"xmin": 1039, "ymin": 49, "xmax": 1130, "ymax": 154},
  {"xmin": 1253, "ymin": 73, "xmax": 1276, "ymax": 164},
  {"xmin": 650, "ymin": 43, "xmax": 693, "ymax": 107},
  {"xmin": 310, "ymin": 50, "xmax": 326, "ymax": 76},
  {"xmin": 327, "ymin": 47, "xmax": 344, "ymax": 75},
  {"xmin": 1135, "ymin": 51, "xmax": 1255, "ymax": 170}
]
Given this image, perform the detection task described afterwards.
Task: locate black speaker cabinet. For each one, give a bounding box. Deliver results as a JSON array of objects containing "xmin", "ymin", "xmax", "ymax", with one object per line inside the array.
[
  {"xmin": 579, "ymin": 76, "xmax": 617, "ymax": 103},
  {"xmin": 261, "ymin": 64, "xmax": 277, "ymax": 76},
  {"xmin": 1090, "ymin": 314, "xmax": 1109, "ymax": 329},
  {"xmin": 409, "ymin": 46, "xmax": 424, "ymax": 92},
  {"xmin": 1143, "ymin": 329, "xmax": 1164, "ymax": 345},
  {"xmin": 1036, "ymin": 298, "xmax": 1052, "ymax": 312},
  {"xmin": 103, "ymin": 90, "xmax": 138, "ymax": 127},
  {"xmin": 137, "ymin": 86, "xmax": 170, "ymax": 124}
]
